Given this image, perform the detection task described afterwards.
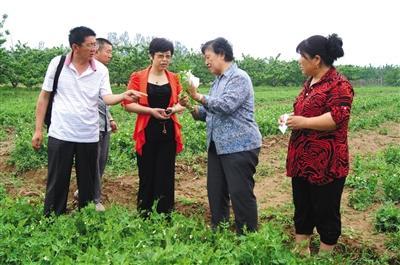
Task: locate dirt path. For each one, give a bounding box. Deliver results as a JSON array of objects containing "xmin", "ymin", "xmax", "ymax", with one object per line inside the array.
[
  {"xmin": 342, "ymin": 122, "xmax": 400, "ymax": 252},
  {"xmin": 1, "ymin": 122, "xmax": 399, "ymax": 254},
  {"xmin": 0, "ymin": 128, "xmax": 14, "ymax": 173}
]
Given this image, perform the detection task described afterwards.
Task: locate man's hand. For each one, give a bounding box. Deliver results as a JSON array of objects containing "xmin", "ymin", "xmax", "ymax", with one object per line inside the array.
[
  {"xmin": 110, "ymin": 120, "xmax": 118, "ymax": 132},
  {"xmin": 123, "ymin": 90, "xmax": 147, "ymax": 102},
  {"xmin": 32, "ymin": 131, "xmax": 43, "ymax": 150},
  {"xmin": 32, "ymin": 90, "xmax": 50, "ymax": 150}
]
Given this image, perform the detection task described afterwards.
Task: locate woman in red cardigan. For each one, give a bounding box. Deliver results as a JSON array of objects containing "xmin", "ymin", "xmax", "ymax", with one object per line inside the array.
[
  {"xmin": 123, "ymin": 38, "xmax": 185, "ymax": 216},
  {"xmin": 282, "ymin": 34, "xmax": 354, "ymax": 255}
]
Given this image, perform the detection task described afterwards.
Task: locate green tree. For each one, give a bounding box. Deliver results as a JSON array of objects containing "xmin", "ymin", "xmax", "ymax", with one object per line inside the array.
[
  {"xmin": 1, "ymin": 28, "xmax": 398, "ymax": 88},
  {"xmin": 0, "ymin": 14, "xmax": 10, "ymax": 84},
  {"xmin": 4, "ymin": 43, "xmax": 67, "ymax": 88},
  {"xmin": 239, "ymin": 54, "xmax": 303, "ymax": 86},
  {"xmin": 238, "ymin": 55, "xmax": 269, "ymax": 86},
  {"xmin": 108, "ymin": 43, "xmax": 149, "ymax": 85},
  {"xmin": 383, "ymin": 65, "xmax": 400, "ymax": 86}
]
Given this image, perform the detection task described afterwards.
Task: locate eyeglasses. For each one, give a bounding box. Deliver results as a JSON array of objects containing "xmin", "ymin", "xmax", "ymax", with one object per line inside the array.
[
  {"xmin": 80, "ymin": 42, "xmax": 98, "ymax": 49},
  {"xmin": 154, "ymin": 52, "xmax": 172, "ymax": 60}
]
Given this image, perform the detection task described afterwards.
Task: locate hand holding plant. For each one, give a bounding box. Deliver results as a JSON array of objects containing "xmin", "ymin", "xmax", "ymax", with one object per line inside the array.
[{"xmin": 178, "ymin": 70, "xmax": 200, "ymax": 111}]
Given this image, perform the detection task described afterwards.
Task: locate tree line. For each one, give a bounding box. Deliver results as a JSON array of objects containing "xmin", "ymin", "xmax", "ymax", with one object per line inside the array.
[{"xmin": 1, "ymin": 16, "xmax": 399, "ymax": 88}]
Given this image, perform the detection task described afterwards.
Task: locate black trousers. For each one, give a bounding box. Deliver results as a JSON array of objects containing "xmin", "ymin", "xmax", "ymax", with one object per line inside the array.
[
  {"xmin": 207, "ymin": 142, "xmax": 260, "ymax": 234},
  {"xmin": 136, "ymin": 140, "xmax": 176, "ymax": 215},
  {"xmin": 44, "ymin": 137, "xmax": 97, "ymax": 216},
  {"xmin": 292, "ymin": 177, "xmax": 346, "ymax": 245}
]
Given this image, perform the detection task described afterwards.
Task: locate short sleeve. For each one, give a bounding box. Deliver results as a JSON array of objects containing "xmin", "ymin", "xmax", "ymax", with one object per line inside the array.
[
  {"xmin": 42, "ymin": 56, "xmax": 61, "ymax": 92},
  {"xmin": 327, "ymin": 81, "xmax": 354, "ymax": 127},
  {"xmin": 99, "ymin": 69, "xmax": 112, "ymax": 97}
]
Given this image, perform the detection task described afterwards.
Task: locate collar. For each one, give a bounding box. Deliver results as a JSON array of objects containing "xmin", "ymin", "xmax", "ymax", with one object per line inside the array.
[
  {"xmin": 137, "ymin": 66, "xmax": 178, "ymax": 106},
  {"xmin": 218, "ymin": 62, "xmax": 237, "ymax": 79},
  {"xmin": 64, "ymin": 52, "xmax": 97, "ymax": 71},
  {"xmin": 306, "ymin": 67, "xmax": 336, "ymax": 87}
]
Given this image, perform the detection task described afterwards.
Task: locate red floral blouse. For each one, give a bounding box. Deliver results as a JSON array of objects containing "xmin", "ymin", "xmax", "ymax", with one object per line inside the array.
[{"xmin": 286, "ymin": 67, "xmax": 354, "ymax": 185}]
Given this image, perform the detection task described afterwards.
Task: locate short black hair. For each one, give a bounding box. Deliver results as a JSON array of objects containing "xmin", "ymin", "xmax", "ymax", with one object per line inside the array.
[
  {"xmin": 149, "ymin": 38, "xmax": 174, "ymax": 56},
  {"xmin": 296, "ymin": 33, "xmax": 344, "ymax": 66},
  {"xmin": 68, "ymin": 26, "xmax": 96, "ymax": 47},
  {"xmin": 96, "ymin": 38, "xmax": 113, "ymax": 51},
  {"xmin": 201, "ymin": 37, "xmax": 234, "ymax": 62}
]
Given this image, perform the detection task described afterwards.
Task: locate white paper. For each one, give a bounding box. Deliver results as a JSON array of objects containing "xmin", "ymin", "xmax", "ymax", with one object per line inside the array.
[
  {"xmin": 278, "ymin": 113, "xmax": 289, "ymax": 134},
  {"xmin": 189, "ymin": 76, "xmax": 200, "ymax": 88},
  {"xmin": 278, "ymin": 124, "xmax": 287, "ymax": 134},
  {"xmin": 186, "ymin": 71, "xmax": 200, "ymax": 88}
]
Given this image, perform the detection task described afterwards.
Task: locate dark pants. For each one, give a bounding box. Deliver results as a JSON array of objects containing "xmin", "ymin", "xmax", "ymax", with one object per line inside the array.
[
  {"xmin": 44, "ymin": 137, "xmax": 97, "ymax": 216},
  {"xmin": 207, "ymin": 142, "xmax": 260, "ymax": 234},
  {"xmin": 94, "ymin": 131, "xmax": 110, "ymax": 203},
  {"xmin": 136, "ymin": 140, "xmax": 176, "ymax": 215},
  {"xmin": 292, "ymin": 177, "xmax": 346, "ymax": 245}
]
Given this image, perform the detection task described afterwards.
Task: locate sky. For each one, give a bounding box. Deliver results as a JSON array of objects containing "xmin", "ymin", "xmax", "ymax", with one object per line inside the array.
[{"xmin": 2, "ymin": 0, "xmax": 399, "ymax": 66}]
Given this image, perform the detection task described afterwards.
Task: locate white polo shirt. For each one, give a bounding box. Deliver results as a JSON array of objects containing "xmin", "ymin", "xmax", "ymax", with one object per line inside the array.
[{"xmin": 42, "ymin": 53, "xmax": 112, "ymax": 143}]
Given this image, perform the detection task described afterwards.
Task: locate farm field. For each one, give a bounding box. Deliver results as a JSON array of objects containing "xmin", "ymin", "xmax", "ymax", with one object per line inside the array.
[{"xmin": 0, "ymin": 85, "xmax": 399, "ymax": 264}]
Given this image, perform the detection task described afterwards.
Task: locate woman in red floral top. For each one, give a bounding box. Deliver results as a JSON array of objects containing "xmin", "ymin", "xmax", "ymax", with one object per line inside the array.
[{"xmin": 283, "ymin": 34, "xmax": 354, "ymax": 255}]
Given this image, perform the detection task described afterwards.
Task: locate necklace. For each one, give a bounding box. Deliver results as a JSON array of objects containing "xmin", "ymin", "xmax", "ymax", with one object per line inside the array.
[{"xmin": 160, "ymin": 121, "xmax": 167, "ymax": 134}]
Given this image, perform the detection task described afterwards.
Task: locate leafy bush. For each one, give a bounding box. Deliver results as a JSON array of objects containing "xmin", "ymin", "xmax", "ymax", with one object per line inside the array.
[
  {"xmin": 384, "ymin": 145, "xmax": 400, "ymax": 166},
  {"xmin": 0, "ymin": 184, "xmax": 391, "ymax": 265},
  {"xmin": 375, "ymin": 203, "xmax": 400, "ymax": 233},
  {"xmin": 348, "ymin": 174, "xmax": 378, "ymax": 211},
  {"xmin": 9, "ymin": 128, "xmax": 48, "ymax": 173},
  {"xmin": 0, "ymin": 185, "xmax": 5, "ymax": 201},
  {"xmin": 0, "ymin": 188, "xmax": 303, "ymax": 264},
  {"xmin": 348, "ymin": 145, "xmax": 400, "ymax": 210},
  {"xmin": 381, "ymin": 166, "xmax": 400, "ymax": 203},
  {"xmin": 386, "ymin": 231, "xmax": 400, "ymax": 254}
]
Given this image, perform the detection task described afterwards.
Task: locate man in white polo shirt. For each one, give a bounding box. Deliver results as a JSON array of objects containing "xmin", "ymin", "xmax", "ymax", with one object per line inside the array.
[
  {"xmin": 31, "ymin": 26, "xmax": 144, "ymax": 216},
  {"xmin": 74, "ymin": 37, "xmax": 117, "ymax": 212}
]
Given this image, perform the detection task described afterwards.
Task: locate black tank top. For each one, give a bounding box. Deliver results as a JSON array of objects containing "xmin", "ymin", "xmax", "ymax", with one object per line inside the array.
[{"xmin": 145, "ymin": 83, "xmax": 174, "ymax": 142}]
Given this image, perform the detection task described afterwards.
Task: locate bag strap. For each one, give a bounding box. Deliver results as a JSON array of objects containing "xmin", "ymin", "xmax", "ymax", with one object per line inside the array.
[{"xmin": 52, "ymin": 55, "xmax": 66, "ymax": 93}]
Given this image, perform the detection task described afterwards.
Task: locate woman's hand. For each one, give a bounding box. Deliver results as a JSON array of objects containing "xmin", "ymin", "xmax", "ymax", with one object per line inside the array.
[
  {"xmin": 278, "ymin": 113, "xmax": 293, "ymax": 125},
  {"xmin": 150, "ymin": 108, "xmax": 170, "ymax": 120},
  {"xmin": 278, "ymin": 114, "xmax": 288, "ymax": 125},
  {"xmin": 179, "ymin": 95, "xmax": 190, "ymax": 107},
  {"xmin": 187, "ymin": 82, "xmax": 203, "ymax": 102},
  {"xmin": 166, "ymin": 104, "xmax": 185, "ymax": 116},
  {"xmin": 187, "ymin": 81, "xmax": 198, "ymax": 98},
  {"xmin": 165, "ymin": 107, "xmax": 174, "ymax": 117},
  {"xmin": 287, "ymin": 113, "xmax": 336, "ymax": 131},
  {"xmin": 286, "ymin": 115, "xmax": 309, "ymax": 130}
]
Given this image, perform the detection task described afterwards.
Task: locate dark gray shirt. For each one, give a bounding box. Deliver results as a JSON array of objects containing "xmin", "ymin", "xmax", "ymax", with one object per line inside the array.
[{"xmin": 98, "ymin": 97, "xmax": 111, "ymax": 132}]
